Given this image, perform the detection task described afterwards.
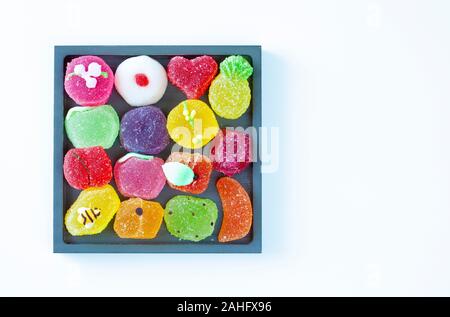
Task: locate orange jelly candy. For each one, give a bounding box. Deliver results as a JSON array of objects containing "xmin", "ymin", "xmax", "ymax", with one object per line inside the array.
[
  {"xmin": 166, "ymin": 152, "xmax": 212, "ymax": 194},
  {"xmin": 113, "ymin": 198, "xmax": 164, "ymax": 239},
  {"xmin": 217, "ymin": 177, "xmax": 253, "ymax": 242}
]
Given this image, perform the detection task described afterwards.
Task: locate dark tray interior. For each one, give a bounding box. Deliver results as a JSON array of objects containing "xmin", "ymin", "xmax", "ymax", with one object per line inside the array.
[{"xmin": 62, "ymin": 54, "xmax": 254, "ymax": 245}]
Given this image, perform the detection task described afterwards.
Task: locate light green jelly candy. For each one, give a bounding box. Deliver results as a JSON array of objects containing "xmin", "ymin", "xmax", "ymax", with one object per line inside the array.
[
  {"xmin": 65, "ymin": 105, "xmax": 119, "ymax": 149},
  {"xmin": 164, "ymin": 196, "xmax": 218, "ymax": 242}
]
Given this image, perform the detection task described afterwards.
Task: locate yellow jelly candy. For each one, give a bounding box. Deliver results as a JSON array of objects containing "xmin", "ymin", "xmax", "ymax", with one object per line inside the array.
[
  {"xmin": 209, "ymin": 55, "xmax": 253, "ymax": 119},
  {"xmin": 113, "ymin": 198, "xmax": 164, "ymax": 239},
  {"xmin": 65, "ymin": 185, "xmax": 120, "ymax": 236},
  {"xmin": 166, "ymin": 99, "xmax": 219, "ymax": 149}
]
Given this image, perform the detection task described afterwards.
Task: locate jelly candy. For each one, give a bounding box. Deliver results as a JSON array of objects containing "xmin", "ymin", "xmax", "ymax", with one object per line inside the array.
[
  {"xmin": 164, "ymin": 196, "xmax": 218, "ymax": 242},
  {"xmin": 114, "ymin": 153, "xmax": 166, "ymax": 200},
  {"xmin": 217, "ymin": 177, "xmax": 253, "ymax": 242},
  {"xmin": 162, "ymin": 162, "xmax": 195, "ymax": 186},
  {"xmin": 65, "ymin": 185, "xmax": 120, "ymax": 236},
  {"xmin": 210, "ymin": 128, "xmax": 252, "ymax": 176},
  {"xmin": 120, "ymin": 106, "xmax": 170, "ymax": 154},
  {"xmin": 113, "ymin": 198, "xmax": 164, "ymax": 239},
  {"xmin": 165, "ymin": 152, "xmax": 212, "ymax": 194},
  {"xmin": 166, "ymin": 99, "xmax": 219, "ymax": 149},
  {"xmin": 115, "ymin": 55, "xmax": 167, "ymax": 107},
  {"xmin": 64, "ymin": 55, "xmax": 114, "ymax": 106},
  {"xmin": 167, "ymin": 55, "xmax": 218, "ymax": 99},
  {"xmin": 63, "ymin": 146, "xmax": 112, "ymax": 190},
  {"xmin": 65, "ymin": 105, "xmax": 119, "ymax": 149},
  {"xmin": 209, "ymin": 55, "xmax": 253, "ymax": 119}
]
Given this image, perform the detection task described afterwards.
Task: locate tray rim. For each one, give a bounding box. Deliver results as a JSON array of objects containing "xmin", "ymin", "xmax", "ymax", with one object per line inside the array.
[{"xmin": 53, "ymin": 45, "xmax": 262, "ymax": 253}]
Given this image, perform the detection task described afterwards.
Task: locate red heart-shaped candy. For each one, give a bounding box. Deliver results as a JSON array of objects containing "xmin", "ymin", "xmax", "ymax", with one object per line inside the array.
[{"xmin": 167, "ymin": 55, "xmax": 218, "ymax": 99}]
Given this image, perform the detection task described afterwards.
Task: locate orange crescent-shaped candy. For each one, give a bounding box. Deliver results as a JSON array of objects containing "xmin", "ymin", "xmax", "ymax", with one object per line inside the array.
[{"xmin": 217, "ymin": 177, "xmax": 253, "ymax": 242}]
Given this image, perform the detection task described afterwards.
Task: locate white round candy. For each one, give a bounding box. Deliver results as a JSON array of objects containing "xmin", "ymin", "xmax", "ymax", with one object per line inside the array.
[{"xmin": 114, "ymin": 55, "xmax": 168, "ymax": 107}]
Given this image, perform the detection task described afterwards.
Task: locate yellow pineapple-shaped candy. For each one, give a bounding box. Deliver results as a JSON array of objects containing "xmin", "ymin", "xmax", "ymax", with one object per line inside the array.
[{"xmin": 208, "ymin": 55, "xmax": 254, "ymax": 119}]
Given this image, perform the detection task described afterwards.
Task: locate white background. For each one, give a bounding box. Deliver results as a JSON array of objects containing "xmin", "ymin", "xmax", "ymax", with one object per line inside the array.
[{"xmin": 0, "ymin": 0, "xmax": 449, "ymax": 296}]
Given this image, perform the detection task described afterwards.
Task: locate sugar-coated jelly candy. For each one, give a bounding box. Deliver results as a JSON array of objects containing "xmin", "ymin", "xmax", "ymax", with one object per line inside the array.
[
  {"xmin": 120, "ymin": 106, "xmax": 169, "ymax": 154},
  {"xmin": 114, "ymin": 153, "xmax": 166, "ymax": 200},
  {"xmin": 115, "ymin": 55, "xmax": 167, "ymax": 107},
  {"xmin": 63, "ymin": 146, "xmax": 112, "ymax": 190},
  {"xmin": 165, "ymin": 152, "xmax": 212, "ymax": 194},
  {"xmin": 65, "ymin": 185, "xmax": 120, "ymax": 236},
  {"xmin": 113, "ymin": 198, "xmax": 164, "ymax": 239},
  {"xmin": 64, "ymin": 56, "xmax": 114, "ymax": 106},
  {"xmin": 210, "ymin": 128, "xmax": 252, "ymax": 176},
  {"xmin": 166, "ymin": 99, "xmax": 219, "ymax": 149},
  {"xmin": 167, "ymin": 55, "xmax": 218, "ymax": 99},
  {"xmin": 217, "ymin": 177, "xmax": 253, "ymax": 242},
  {"xmin": 65, "ymin": 105, "xmax": 119, "ymax": 149},
  {"xmin": 209, "ymin": 55, "xmax": 253, "ymax": 119},
  {"xmin": 164, "ymin": 196, "xmax": 218, "ymax": 242}
]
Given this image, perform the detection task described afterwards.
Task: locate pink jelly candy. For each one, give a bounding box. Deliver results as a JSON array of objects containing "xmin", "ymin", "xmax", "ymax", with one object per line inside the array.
[
  {"xmin": 114, "ymin": 153, "xmax": 166, "ymax": 199},
  {"xmin": 64, "ymin": 56, "xmax": 114, "ymax": 106},
  {"xmin": 63, "ymin": 146, "xmax": 112, "ymax": 190},
  {"xmin": 167, "ymin": 55, "xmax": 218, "ymax": 99},
  {"xmin": 210, "ymin": 128, "xmax": 252, "ymax": 176}
]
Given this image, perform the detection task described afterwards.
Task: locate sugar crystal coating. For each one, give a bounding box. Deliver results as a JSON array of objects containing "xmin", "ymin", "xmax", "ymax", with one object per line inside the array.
[
  {"xmin": 164, "ymin": 196, "xmax": 218, "ymax": 242},
  {"xmin": 166, "ymin": 99, "xmax": 219, "ymax": 149},
  {"xmin": 167, "ymin": 55, "xmax": 218, "ymax": 99},
  {"xmin": 165, "ymin": 152, "xmax": 212, "ymax": 194},
  {"xmin": 65, "ymin": 105, "xmax": 119, "ymax": 149},
  {"xmin": 115, "ymin": 55, "xmax": 167, "ymax": 107},
  {"xmin": 63, "ymin": 146, "xmax": 112, "ymax": 190},
  {"xmin": 209, "ymin": 55, "xmax": 253, "ymax": 119},
  {"xmin": 65, "ymin": 185, "xmax": 120, "ymax": 236},
  {"xmin": 114, "ymin": 153, "xmax": 166, "ymax": 200},
  {"xmin": 64, "ymin": 56, "xmax": 114, "ymax": 106},
  {"xmin": 113, "ymin": 198, "xmax": 164, "ymax": 239},
  {"xmin": 120, "ymin": 106, "xmax": 170, "ymax": 154},
  {"xmin": 217, "ymin": 177, "xmax": 253, "ymax": 242},
  {"xmin": 210, "ymin": 128, "xmax": 252, "ymax": 176}
]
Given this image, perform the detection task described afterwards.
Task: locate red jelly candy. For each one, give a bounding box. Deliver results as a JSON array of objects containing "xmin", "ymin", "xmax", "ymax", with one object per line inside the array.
[
  {"xmin": 167, "ymin": 55, "xmax": 218, "ymax": 99},
  {"xmin": 63, "ymin": 146, "xmax": 112, "ymax": 190},
  {"xmin": 210, "ymin": 128, "xmax": 252, "ymax": 176},
  {"xmin": 166, "ymin": 152, "xmax": 213, "ymax": 194},
  {"xmin": 217, "ymin": 177, "xmax": 253, "ymax": 242}
]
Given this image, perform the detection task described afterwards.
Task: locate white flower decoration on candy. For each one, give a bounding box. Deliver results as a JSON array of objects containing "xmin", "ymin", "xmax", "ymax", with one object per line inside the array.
[{"xmin": 67, "ymin": 62, "xmax": 108, "ymax": 88}]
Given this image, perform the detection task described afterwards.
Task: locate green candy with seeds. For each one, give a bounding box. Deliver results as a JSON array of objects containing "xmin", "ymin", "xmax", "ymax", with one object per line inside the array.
[
  {"xmin": 164, "ymin": 196, "xmax": 218, "ymax": 242},
  {"xmin": 65, "ymin": 105, "xmax": 119, "ymax": 149}
]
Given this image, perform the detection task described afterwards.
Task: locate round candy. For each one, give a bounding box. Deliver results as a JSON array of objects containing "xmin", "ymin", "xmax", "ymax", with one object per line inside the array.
[
  {"xmin": 113, "ymin": 198, "xmax": 164, "ymax": 239},
  {"xmin": 166, "ymin": 100, "xmax": 219, "ymax": 149},
  {"xmin": 65, "ymin": 105, "xmax": 119, "ymax": 149},
  {"xmin": 165, "ymin": 152, "xmax": 212, "ymax": 194},
  {"xmin": 115, "ymin": 55, "xmax": 167, "ymax": 107},
  {"xmin": 64, "ymin": 55, "xmax": 114, "ymax": 106},
  {"xmin": 120, "ymin": 106, "xmax": 170, "ymax": 155},
  {"xmin": 164, "ymin": 196, "xmax": 218, "ymax": 242},
  {"xmin": 209, "ymin": 55, "xmax": 253, "ymax": 119},
  {"xmin": 63, "ymin": 146, "xmax": 112, "ymax": 190},
  {"xmin": 65, "ymin": 185, "xmax": 120, "ymax": 236},
  {"xmin": 167, "ymin": 55, "xmax": 218, "ymax": 99},
  {"xmin": 114, "ymin": 153, "xmax": 166, "ymax": 200},
  {"xmin": 210, "ymin": 128, "xmax": 252, "ymax": 176},
  {"xmin": 217, "ymin": 177, "xmax": 253, "ymax": 242}
]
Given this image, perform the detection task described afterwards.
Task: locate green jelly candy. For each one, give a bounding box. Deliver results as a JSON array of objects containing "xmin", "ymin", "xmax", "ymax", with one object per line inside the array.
[
  {"xmin": 164, "ymin": 196, "xmax": 218, "ymax": 242},
  {"xmin": 65, "ymin": 105, "xmax": 119, "ymax": 149}
]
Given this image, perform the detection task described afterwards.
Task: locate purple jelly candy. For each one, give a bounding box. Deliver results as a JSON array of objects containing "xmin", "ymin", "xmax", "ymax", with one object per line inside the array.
[{"xmin": 120, "ymin": 106, "xmax": 170, "ymax": 155}]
